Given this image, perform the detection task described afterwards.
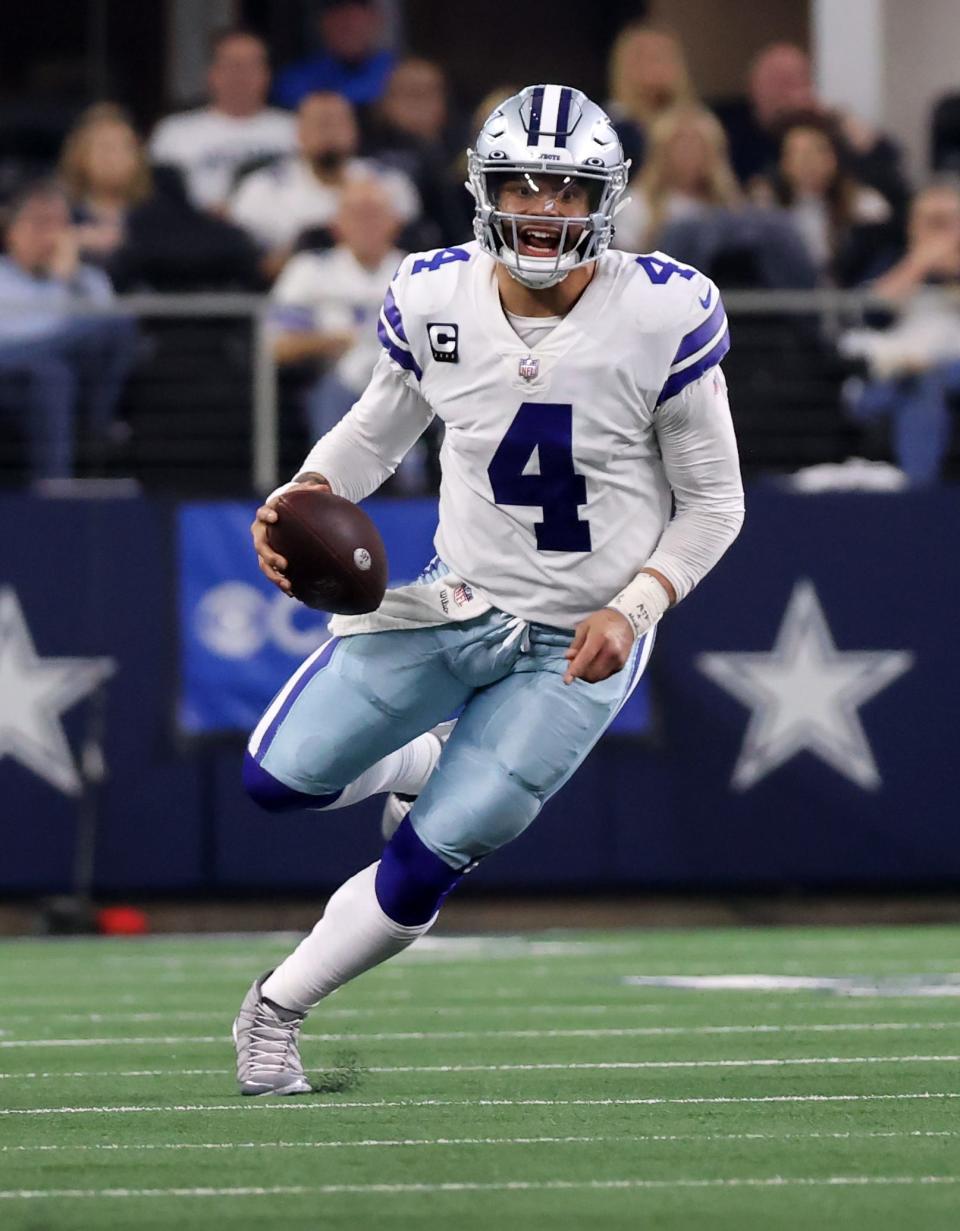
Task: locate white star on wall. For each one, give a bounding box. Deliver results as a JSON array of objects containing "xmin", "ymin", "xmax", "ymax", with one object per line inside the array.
[
  {"xmin": 697, "ymin": 580, "xmax": 913, "ymax": 791},
  {"xmin": 0, "ymin": 587, "xmax": 116, "ymax": 796}
]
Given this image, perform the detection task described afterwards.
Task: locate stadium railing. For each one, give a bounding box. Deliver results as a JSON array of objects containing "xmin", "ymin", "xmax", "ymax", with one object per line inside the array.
[{"xmin": 0, "ymin": 288, "xmax": 956, "ymax": 492}]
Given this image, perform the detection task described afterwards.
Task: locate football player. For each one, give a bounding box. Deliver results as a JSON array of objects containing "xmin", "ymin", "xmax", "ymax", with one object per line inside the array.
[{"xmin": 234, "ymin": 84, "xmax": 744, "ymax": 1093}]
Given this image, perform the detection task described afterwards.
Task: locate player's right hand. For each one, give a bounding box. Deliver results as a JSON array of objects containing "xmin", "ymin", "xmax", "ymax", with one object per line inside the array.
[{"xmin": 250, "ymin": 473, "xmax": 331, "ymax": 594}]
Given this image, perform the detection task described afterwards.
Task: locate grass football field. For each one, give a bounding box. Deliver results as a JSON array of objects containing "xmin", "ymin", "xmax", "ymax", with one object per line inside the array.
[{"xmin": 1, "ymin": 925, "xmax": 959, "ymax": 1230}]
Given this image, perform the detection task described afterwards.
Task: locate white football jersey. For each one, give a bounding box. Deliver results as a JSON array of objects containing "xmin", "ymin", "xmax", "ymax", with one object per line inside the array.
[
  {"xmin": 149, "ymin": 107, "xmax": 297, "ymax": 209},
  {"xmin": 370, "ymin": 240, "xmax": 733, "ymax": 627},
  {"xmin": 229, "ymin": 157, "xmax": 420, "ymax": 251}
]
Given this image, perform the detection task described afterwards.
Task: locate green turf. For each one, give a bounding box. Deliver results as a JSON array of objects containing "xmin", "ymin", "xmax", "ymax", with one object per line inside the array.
[{"xmin": 1, "ymin": 925, "xmax": 959, "ymax": 1230}]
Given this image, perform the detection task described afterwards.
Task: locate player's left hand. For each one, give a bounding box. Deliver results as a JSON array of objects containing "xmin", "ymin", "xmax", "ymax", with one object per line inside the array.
[{"xmin": 563, "ymin": 609, "xmax": 635, "ymax": 685}]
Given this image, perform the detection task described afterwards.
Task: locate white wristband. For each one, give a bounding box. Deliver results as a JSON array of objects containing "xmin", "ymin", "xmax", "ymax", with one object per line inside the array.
[
  {"xmin": 265, "ymin": 479, "xmax": 302, "ymax": 505},
  {"xmin": 266, "ymin": 473, "xmax": 330, "ymax": 505},
  {"xmin": 606, "ymin": 572, "xmax": 671, "ymax": 640}
]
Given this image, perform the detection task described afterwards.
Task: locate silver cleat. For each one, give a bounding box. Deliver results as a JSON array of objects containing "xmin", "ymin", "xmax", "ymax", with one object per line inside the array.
[
  {"xmin": 381, "ymin": 719, "xmax": 457, "ymax": 841},
  {"xmin": 232, "ymin": 973, "xmax": 312, "ymax": 1096}
]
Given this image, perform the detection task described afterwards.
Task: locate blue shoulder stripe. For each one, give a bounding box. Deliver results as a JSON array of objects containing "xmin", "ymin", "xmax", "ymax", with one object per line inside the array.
[
  {"xmin": 671, "ymin": 296, "xmax": 726, "ymax": 368},
  {"xmin": 377, "ymin": 317, "xmax": 422, "ymax": 380},
  {"xmin": 657, "ymin": 329, "xmax": 730, "ymax": 405},
  {"xmin": 382, "ymin": 284, "xmax": 409, "ymax": 344}
]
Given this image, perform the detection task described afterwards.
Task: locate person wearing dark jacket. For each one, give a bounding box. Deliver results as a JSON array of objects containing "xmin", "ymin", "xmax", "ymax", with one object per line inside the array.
[
  {"xmin": 716, "ymin": 42, "xmax": 909, "ymax": 225},
  {"xmin": 61, "ymin": 103, "xmax": 260, "ymax": 290}
]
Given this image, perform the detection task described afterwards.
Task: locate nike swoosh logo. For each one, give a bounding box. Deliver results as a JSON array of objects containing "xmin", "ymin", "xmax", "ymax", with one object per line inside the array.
[{"xmin": 698, "ymin": 288, "xmax": 713, "ymax": 310}]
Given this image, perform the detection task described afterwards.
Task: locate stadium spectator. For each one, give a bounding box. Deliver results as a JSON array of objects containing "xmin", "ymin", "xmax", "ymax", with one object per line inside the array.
[
  {"xmin": 364, "ymin": 57, "xmax": 462, "ymax": 246},
  {"xmin": 228, "ymin": 91, "xmax": 419, "ymax": 279},
  {"xmin": 375, "ymin": 57, "xmax": 451, "ymax": 149},
  {"xmin": 605, "ymin": 24, "xmax": 696, "ymax": 172},
  {"xmin": 753, "ymin": 113, "xmax": 894, "ymax": 285},
  {"xmin": 61, "ymin": 104, "xmax": 260, "ymax": 290},
  {"xmin": 269, "ymin": 177, "xmax": 429, "ymax": 490},
  {"xmin": 0, "ymin": 181, "xmax": 136, "ymax": 480},
  {"xmin": 270, "ymin": 178, "xmax": 400, "ymax": 432},
  {"xmin": 273, "ymin": 0, "xmax": 394, "ymax": 112},
  {"xmin": 149, "ymin": 27, "xmax": 296, "ymax": 213},
  {"xmin": 614, "ymin": 105, "xmax": 740, "ymax": 252},
  {"xmin": 717, "ymin": 42, "xmax": 909, "ymax": 219},
  {"xmin": 841, "ymin": 181, "xmax": 960, "ymax": 485}
]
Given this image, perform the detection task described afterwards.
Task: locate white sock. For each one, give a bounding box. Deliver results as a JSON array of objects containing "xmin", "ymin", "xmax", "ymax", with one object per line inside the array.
[
  {"xmin": 313, "ymin": 730, "xmax": 440, "ymax": 811},
  {"xmin": 260, "ymin": 863, "xmax": 434, "ymax": 1013}
]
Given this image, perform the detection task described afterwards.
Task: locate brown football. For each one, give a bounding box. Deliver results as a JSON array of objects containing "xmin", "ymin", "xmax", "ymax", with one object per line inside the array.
[{"xmin": 266, "ymin": 487, "xmax": 388, "ymax": 614}]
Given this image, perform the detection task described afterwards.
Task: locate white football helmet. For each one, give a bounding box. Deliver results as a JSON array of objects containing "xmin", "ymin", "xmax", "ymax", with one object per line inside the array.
[{"xmin": 467, "ymin": 84, "xmax": 629, "ymax": 289}]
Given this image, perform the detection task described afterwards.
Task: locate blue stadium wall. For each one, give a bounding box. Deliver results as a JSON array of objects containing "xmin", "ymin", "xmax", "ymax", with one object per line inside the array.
[{"xmin": 1, "ymin": 487, "xmax": 956, "ymax": 895}]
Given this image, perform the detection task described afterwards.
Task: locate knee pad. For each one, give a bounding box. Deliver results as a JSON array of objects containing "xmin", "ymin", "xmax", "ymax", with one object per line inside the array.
[
  {"xmin": 375, "ymin": 817, "xmax": 467, "ymax": 927},
  {"xmin": 413, "ymin": 752, "xmax": 543, "ymax": 868},
  {"xmin": 242, "ymin": 752, "xmax": 342, "ymax": 813}
]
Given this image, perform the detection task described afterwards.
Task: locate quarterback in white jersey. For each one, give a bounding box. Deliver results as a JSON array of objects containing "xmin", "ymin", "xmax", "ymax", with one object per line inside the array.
[{"xmin": 233, "ymin": 84, "xmax": 743, "ymax": 1095}]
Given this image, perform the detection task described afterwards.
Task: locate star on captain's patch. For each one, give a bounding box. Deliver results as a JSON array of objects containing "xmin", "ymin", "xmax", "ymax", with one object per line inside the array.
[
  {"xmin": 0, "ymin": 587, "xmax": 115, "ymax": 796},
  {"xmin": 697, "ymin": 580, "xmax": 913, "ymax": 791}
]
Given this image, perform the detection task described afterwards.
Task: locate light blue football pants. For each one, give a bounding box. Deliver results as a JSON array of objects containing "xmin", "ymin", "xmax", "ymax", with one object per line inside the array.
[{"xmin": 247, "ymin": 607, "xmax": 653, "ymax": 869}]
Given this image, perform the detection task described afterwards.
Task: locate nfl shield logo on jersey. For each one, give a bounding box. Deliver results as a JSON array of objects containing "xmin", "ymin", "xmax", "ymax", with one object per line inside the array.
[{"xmin": 518, "ymin": 355, "xmax": 539, "ymax": 381}]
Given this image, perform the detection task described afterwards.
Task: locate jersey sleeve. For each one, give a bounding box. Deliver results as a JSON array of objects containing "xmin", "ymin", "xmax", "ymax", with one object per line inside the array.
[
  {"xmin": 376, "ymin": 262, "xmax": 423, "ymax": 384},
  {"xmin": 643, "ymin": 365, "xmax": 744, "ymax": 600},
  {"xmin": 295, "ymin": 350, "xmax": 434, "ymax": 503},
  {"xmin": 656, "ymin": 279, "xmax": 730, "ymax": 407}
]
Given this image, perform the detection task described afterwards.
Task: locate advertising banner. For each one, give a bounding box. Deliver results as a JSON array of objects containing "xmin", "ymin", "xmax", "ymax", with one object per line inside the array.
[{"xmin": 3, "ymin": 487, "xmax": 956, "ymax": 894}]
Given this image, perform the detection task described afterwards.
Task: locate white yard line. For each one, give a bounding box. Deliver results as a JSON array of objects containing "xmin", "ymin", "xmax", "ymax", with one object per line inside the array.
[
  {"xmin": 1, "ymin": 1020, "xmax": 957, "ymax": 1047},
  {"xmin": 3, "ymin": 1092, "xmax": 960, "ymax": 1116},
  {"xmin": 372, "ymin": 1055, "xmax": 960, "ymax": 1073},
  {"xmin": 2, "ymin": 1054, "xmax": 960, "ymax": 1080},
  {"xmin": 0, "ymin": 1003, "xmax": 665, "ymax": 1025},
  {"xmin": 1, "ymin": 1176, "xmax": 958, "ymax": 1199},
  {"xmin": 2, "ymin": 1130, "xmax": 958, "ymax": 1155}
]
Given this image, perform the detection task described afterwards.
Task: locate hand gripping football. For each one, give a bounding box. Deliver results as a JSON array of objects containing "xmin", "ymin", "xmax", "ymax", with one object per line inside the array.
[{"xmin": 266, "ymin": 487, "xmax": 388, "ymax": 614}]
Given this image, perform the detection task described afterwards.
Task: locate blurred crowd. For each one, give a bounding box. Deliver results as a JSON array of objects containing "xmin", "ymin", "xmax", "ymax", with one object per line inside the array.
[{"xmin": 1, "ymin": 0, "xmax": 959, "ymax": 485}]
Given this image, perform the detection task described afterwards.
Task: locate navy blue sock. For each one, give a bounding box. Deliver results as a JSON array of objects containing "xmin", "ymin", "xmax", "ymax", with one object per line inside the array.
[{"xmin": 375, "ymin": 817, "xmax": 466, "ymax": 926}]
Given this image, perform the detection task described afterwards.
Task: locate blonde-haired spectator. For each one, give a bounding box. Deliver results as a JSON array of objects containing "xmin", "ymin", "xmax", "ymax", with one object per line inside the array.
[
  {"xmin": 60, "ymin": 103, "xmax": 259, "ymax": 291},
  {"xmin": 606, "ymin": 24, "xmax": 696, "ymax": 169},
  {"xmin": 60, "ymin": 103, "xmax": 152, "ymax": 263},
  {"xmin": 615, "ymin": 105, "xmax": 740, "ymax": 252}
]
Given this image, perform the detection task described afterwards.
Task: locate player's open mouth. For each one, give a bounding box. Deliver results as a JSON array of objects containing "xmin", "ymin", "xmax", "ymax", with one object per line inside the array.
[{"xmin": 514, "ymin": 221, "xmax": 581, "ymax": 258}]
